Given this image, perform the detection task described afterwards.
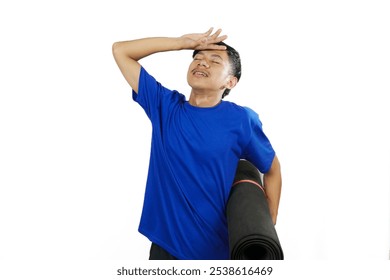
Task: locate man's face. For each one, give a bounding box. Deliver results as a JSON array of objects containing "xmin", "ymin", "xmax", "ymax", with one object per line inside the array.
[{"xmin": 187, "ymin": 50, "xmax": 233, "ymax": 95}]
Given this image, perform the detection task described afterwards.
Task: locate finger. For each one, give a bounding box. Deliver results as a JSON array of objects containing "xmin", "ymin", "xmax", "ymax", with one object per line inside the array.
[
  {"xmin": 205, "ymin": 27, "xmax": 214, "ymax": 36},
  {"xmin": 206, "ymin": 43, "xmax": 227, "ymax": 50},
  {"xmin": 216, "ymin": 34, "xmax": 228, "ymax": 42},
  {"xmin": 208, "ymin": 34, "xmax": 228, "ymax": 45},
  {"xmin": 211, "ymin": 28, "xmax": 222, "ymax": 39},
  {"xmin": 215, "ymin": 44, "xmax": 227, "ymax": 50}
]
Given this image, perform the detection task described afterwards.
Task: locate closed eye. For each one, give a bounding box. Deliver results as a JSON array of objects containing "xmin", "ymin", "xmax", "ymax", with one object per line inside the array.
[{"xmin": 193, "ymin": 54, "xmax": 204, "ymax": 61}]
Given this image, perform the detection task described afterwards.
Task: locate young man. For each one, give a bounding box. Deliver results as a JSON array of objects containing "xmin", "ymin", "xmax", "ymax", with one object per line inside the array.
[{"xmin": 112, "ymin": 28, "xmax": 282, "ymax": 260}]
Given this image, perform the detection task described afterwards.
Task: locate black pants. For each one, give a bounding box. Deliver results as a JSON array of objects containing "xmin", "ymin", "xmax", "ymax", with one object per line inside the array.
[{"xmin": 149, "ymin": 243, "xmax": 178, "ymax": 260}]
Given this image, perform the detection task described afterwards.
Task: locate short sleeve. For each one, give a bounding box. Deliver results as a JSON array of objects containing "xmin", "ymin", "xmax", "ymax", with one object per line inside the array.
[
  {"xmin": 242, "ymin": 108, "xmax": 275, "ymax": 173},
  {"xmin": 132, "ymin": 67, "xmax": 186, "ymax": 123},
  {"xmin": 132, "ymin": 67, "xmax": 163, "ymax": 120}
]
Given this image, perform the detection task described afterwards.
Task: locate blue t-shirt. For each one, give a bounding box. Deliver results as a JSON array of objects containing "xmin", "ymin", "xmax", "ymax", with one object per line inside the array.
[{"xmin": 133, "ymin": 67, "xmax": 275, "ymax": 260}]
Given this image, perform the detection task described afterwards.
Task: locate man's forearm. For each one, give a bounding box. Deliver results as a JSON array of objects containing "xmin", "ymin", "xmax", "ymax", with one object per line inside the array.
[
  {"xmin": 263, "ymin": 156, "xmax": 282, "ymax": 225},
  {"xmin": 112, "ymin": 37, "xmax": 184, "ymax": 62}
]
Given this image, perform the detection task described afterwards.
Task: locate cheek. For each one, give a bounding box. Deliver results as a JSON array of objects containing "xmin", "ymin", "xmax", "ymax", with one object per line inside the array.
[
  {"xmin": 217, "ymin": 70, "xmax": 231, "ymax": 83},
  {"xmin": 187, "ymin": 63, "xmax": 195, "ymax": 75},
  {"xmin": 187, "ymin": 66, "xmax": 197, "ymax": 85},
  {"xmin": 186, "ymin": 67, "xmax": 192, "ymax": 81}
]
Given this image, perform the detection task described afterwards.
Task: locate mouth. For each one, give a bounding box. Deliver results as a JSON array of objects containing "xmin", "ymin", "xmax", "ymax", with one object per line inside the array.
[{"xmin": 192, "ymin": 69, "xmax": 208, "ymax": 77}]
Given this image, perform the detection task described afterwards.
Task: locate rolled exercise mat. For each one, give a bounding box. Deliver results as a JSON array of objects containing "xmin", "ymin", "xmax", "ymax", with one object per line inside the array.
[{"xmin": 226, "ymin": 160, "xmax": 284, "ymax": 260}]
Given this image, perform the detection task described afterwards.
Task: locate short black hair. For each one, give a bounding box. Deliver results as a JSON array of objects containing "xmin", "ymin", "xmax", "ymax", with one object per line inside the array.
[{"xmin": 192, "ymin": 42, "xmax": 241, "ymax": 99}]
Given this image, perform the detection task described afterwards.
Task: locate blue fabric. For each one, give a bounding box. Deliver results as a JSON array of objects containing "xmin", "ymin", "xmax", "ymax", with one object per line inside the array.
[{"xmin": 132, "ymin": 67, "xmax": 275, "ymax": 260}]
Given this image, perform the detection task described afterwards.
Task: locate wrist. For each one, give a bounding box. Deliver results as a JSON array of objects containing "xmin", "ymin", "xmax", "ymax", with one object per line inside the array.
[{"xmin": 175, "ymin": 37, "xmax": 191, "ymax": 50}]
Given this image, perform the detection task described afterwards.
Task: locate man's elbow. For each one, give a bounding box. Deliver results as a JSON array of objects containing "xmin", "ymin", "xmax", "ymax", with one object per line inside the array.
[{"xmin": 112, "ymin": 42, "xmax": 121, "ymax": 58}]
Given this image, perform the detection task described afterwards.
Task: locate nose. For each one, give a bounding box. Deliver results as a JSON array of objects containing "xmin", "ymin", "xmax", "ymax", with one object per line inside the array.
[{"xmin": 198, "ymin": 59, "xmax": 209, "ymax": 68}]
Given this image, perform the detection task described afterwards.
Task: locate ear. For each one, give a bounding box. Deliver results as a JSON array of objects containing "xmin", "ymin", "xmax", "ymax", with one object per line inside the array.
[{"xmin": 226, "ymin": 75, "xmax": 238, "ymax": 90}]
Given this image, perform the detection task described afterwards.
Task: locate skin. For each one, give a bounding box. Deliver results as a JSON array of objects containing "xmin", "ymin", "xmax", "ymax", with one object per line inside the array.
[
  {"xmin": 112, "ymin": 28, "xmax": 282, "ymax": 224},
  {"xmin": 264, "ymin": 156, "xmax": 282, "ymax": 224},
  {"xmin": 187, "ymin": 49, "xmax": 237, "ymax": 107}
]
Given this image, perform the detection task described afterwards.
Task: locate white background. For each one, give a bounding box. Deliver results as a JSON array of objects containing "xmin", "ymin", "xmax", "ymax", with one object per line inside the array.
[{"xmin": 0, "ymin": 0, "xmax": 389, "ymax": 274}]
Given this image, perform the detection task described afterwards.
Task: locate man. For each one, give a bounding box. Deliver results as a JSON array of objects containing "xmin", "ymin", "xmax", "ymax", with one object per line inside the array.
[{"xmin": 112, "ymin": 28, "xmax": 282, "ymax": 260}]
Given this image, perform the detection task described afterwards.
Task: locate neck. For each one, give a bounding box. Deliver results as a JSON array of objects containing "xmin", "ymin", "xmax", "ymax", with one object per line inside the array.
[{"xmin": 188, "ymin": 91, "xmax": 222, "ymax": 108}]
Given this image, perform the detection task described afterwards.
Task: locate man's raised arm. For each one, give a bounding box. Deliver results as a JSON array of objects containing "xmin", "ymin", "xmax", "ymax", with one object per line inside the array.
[{"xmin": 112, "ymin": 28, "xmax": 228, "ymax": 93}]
